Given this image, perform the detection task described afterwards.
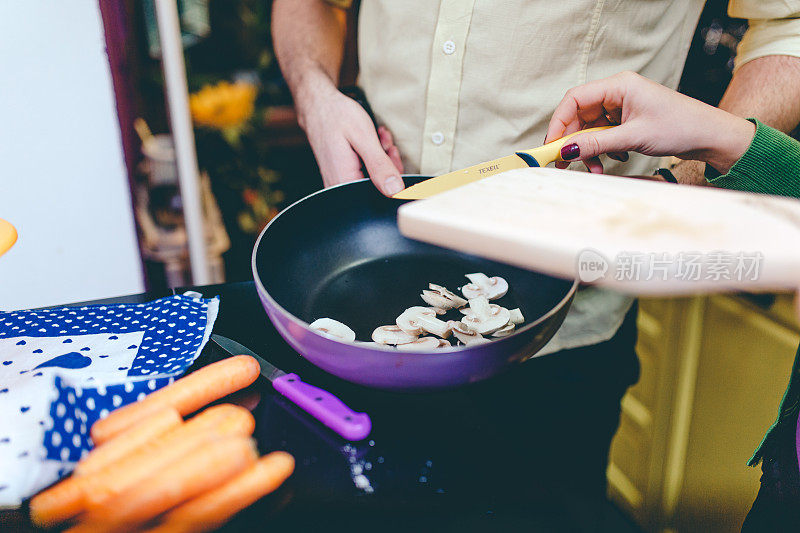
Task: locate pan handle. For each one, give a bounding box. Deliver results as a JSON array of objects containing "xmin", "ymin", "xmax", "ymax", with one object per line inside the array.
[{"xmin": 273, "ymin": 373, "xmax": 372, "ymax": 441}]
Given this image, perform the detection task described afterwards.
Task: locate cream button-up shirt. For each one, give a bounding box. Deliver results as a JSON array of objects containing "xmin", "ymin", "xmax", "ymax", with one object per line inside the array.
[{"xmin": 330, "ymin": 0, "xmax": 800, "ymax": 353}]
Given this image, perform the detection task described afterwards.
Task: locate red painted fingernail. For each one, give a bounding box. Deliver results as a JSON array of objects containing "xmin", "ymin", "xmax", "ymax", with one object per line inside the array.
[{"xmin": 561, "ymin": 143, "xmax": 580, "ymax": 160}]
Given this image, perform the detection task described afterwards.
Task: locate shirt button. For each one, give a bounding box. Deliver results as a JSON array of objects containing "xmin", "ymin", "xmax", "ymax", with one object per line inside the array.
[
  {"xmin": 442, "ymin": 40, "xmax": 456, "ymax": 55},
  {"xmin": 431, "ymin": 132, "xmax": 445, "ymax": 145}
]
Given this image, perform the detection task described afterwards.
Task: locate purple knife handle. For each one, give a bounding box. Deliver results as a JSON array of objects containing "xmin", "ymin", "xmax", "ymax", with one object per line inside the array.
[{"xmin": 272, "ymin": 373, "xmax": 371, "ymax": 441}]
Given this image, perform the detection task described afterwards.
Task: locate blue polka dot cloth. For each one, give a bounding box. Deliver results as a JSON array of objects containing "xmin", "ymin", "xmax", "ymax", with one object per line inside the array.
[{"xmin": 0, "ymin": 292, "xmax": 219, "ymax": 507}]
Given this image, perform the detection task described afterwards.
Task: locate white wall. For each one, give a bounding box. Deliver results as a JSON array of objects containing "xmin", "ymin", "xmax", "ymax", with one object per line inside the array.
[{"xmin": 0, "ymin": 2, "xmax": 145, "ymax": 310}]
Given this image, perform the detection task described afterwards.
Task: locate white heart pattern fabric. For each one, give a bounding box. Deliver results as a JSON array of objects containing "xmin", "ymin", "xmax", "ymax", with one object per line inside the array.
[{"xmin": 0, "ymin": 293, "xmax": 219, "ymax": 507}]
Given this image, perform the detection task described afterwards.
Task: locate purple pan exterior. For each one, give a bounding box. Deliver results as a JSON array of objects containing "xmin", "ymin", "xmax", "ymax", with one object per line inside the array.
[
  {"xmin": 255, "ymin": 285, "xmax": 574, "ymax": 390},
  {"xmin": 251, "ymin": 178, "xmax": 578, "ymax": 391}
]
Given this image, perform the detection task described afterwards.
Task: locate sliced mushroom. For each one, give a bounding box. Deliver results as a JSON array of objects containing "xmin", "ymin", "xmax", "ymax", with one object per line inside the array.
[
  {"xmin": 420, "ymin": 315, "xmax": 453, "ymax": 338},
  {"xmin": 462, "ymin": 296, "xmax": 511, "ymax": 334},
  {"xmin": 467, "ymin": 296, "xmax": 493, "ymax": 320},
  {"xmin": 421, "ymin": 283, "xmax": 468, "ymax": 310},
  {"xmin": 461, "ymin": 273, "xmax": 509, "ymax": 301},
  {"xmin": 420, "ymin": 290, "xmax": 453, "ymax": 311},
  {"xmin": 371, "ymin": 325, "xmax": 418, "ymax": 345},
  {"xmin": 433, "ymin": 283, "xmax": 469, "ymax": 307},
  {"xmin": 396, "ymin": 337, "xmax": 451, "ymax": 349},
  {"xmin": 396, "ymin": 337, "xmax": 443, "ymax": 351},
  {"xmin": 357, "ymin": 341, "xmax": 390, "ymax": 348},
  {"xmin": 450, "ymin": 321, "xmax": 489, "ymax": 345},
  {"xmin": 397, "ymin": 306, "xmax": 452, "ymax": 338},
  {"xmin": 461, "ymin": 315, "xmax": 508, "ymax": 335},
  {"xmin": 396, "ymin": 306, "xmax": 429, "ymax": 335},
  {"xmin": 461, "ymin": 305, "xmax": 515, "ymax": 322},
  {"xmin": 309, "ymin": 318, "xmax": 356, "ymax": 342},
  {"xmin": 491, "ymin": 323, "xmax": 516, "ymax": 337}
]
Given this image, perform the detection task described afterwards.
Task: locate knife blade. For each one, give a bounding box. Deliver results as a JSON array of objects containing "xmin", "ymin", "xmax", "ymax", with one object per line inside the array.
[
  {"xmin": 212, "ymin": 334, "xmax": 286, "ymax": 382},
  {"xmin": 392, "ymin": 125, "xmax": 613, "ymax": 200},
  {"xmin": 211, "ymin": 334, "xmax": 371, "ymax": 442}
]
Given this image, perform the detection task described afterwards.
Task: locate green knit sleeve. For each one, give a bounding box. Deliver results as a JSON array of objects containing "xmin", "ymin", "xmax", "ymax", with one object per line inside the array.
[{"xmin": 706, "ymin": 119, "xmax": 800, "ymax": 199}]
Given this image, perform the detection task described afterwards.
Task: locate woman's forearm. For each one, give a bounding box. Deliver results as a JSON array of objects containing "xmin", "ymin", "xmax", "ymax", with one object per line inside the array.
[
  {"xmin": 674, "ymin": 55, "xmax": 800, "ymax": 185},
  {"xmin": 695, "ymin": 113, "xmax": 755, "ymax": 175},
  {"xmin": 706, "ymin": 119, "xmax": 800, "ymax": 199}
]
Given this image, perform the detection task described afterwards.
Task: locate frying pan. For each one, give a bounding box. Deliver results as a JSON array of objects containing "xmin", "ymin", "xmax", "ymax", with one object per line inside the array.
[{"xmin": 252, "ymin": 176, "xmax": 577, "ymax": 391}]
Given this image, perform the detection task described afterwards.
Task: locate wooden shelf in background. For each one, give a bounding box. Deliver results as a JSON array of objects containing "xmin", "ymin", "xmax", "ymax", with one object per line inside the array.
[{"xmin": 261, "ymin": 106, "xmax": 308, "ymax": 147}]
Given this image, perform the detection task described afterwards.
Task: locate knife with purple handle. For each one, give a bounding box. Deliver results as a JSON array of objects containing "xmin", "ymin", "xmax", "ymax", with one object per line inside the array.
[{"xmin": 211, "ymin": 334, "xmax": 371, "ymax": 441}]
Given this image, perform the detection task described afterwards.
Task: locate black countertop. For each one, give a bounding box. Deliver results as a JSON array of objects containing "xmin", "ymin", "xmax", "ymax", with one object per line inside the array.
[{"xmin": 3, "ymin": 282, "xmax": 641, "ymax": 533}]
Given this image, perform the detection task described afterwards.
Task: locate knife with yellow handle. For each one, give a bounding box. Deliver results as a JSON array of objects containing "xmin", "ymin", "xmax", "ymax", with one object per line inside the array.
[
  {"xmin": 392, "ymin": 126, "xmax": 614, "ymax": 200},
  {"xmin": 0, "ymin": 218, "xmax": 17, "ymax": 257}
]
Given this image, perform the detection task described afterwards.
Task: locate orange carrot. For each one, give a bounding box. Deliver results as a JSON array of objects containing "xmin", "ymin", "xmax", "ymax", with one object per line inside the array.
[
  {"xmin": 31, "ymin": 431, "xmax": 215, "ymax": 528},
  {"xmin": 63, "ymin": 520, "xmax": 108, "ymax": 533},
  {"xmin": 179, "ymin": 403, "xmax": 255, "ymax": 436},
  {"xmin": 75, "ymin": 407, "xmax": 181, "ymax": 476},
  {"xmin": 28, "ymin": 476, "xmax": 86, "ymax": 528},
  {"xmin": 84, "ymin": 405, "xmax": 254, "ymax": 507},
  {"xmin": 30, "ymin": 404, "xmax": 254, "ymax": 527},
  {"xmin": 90, "ymin": 355, "xmax": 261, "ymax": 445},
  {"xmin": 202, "ymin": 404, "xmax": 256, "ymax": 437},
  {"xmin": 78, "ymin": 437, "xmax": 258, "ymax": 531},
  {"xmin": 150, "ymin": 451, "xmax": 295, "ymax": 533}
]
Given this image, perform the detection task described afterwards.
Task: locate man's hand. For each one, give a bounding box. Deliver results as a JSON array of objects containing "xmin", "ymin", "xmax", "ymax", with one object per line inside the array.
[
  {"xmin": 299, "ymin": 82, "xmax": 404, "ymax": 194},
  {"xmin": 272, "ymin": 0, "xmax": 404, "ymax": 196}
]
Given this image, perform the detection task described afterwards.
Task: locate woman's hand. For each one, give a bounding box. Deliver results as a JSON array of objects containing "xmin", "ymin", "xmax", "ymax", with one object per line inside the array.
[{"xmin": 545, "ymin": 71, "xmax": 755, "ymax": 176}]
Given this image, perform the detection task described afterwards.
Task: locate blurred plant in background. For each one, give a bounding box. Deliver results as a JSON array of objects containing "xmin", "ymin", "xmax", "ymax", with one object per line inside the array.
[
  {"xmin": 188, "ymin": 76, "xmax": 283, "ymax": 237},
  {"xmin": 238, "ymin": 169, "xmax": 283, "ymax": 234},
  {"xmin": 190, "ymin": 80, "xmax": 257, "ymax": 131},
  {"xmin": 137, "ymin": 0, "xmax": 309, "ymax": 282},
  {"xmin": 181, "ymin": 0, "xmax": 287, "ymax": 241}
]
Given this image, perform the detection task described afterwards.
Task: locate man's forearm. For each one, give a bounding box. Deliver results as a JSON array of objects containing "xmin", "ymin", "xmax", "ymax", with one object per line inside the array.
[
  {"xmin": 719, "ymin": 55, "xmax": 800, "ymax": 133},
  {"xmin": 271, "ymin": 0, "xmax": 347, "ymax": 126},
  {"xmin": 674, "ymin": 55, "xmax": 800, "ymax": 185}
]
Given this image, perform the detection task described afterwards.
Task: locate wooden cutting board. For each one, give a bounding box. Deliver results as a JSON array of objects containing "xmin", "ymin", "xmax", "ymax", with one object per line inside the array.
[{"xmin": 397, "ymin": 168, "xmax": 800, "ymax": 295}]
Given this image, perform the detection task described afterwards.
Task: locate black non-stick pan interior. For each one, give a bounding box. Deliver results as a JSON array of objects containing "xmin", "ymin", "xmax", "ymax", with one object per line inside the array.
[{"xmin": 254, "ymin": 177, "xmax": 574, "ymax": 343}]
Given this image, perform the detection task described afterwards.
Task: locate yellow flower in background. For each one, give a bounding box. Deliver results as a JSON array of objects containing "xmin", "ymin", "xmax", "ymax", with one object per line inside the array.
[{"xmin": 190, "ymin": 81, "xmax": 257, "ymax": 129}]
